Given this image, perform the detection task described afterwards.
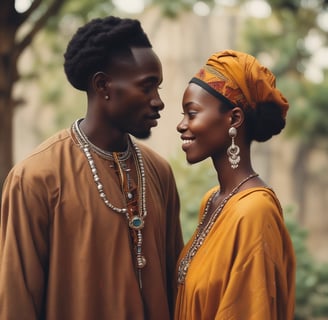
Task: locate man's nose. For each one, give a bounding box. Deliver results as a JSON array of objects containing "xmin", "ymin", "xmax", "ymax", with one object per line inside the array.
[{"xmin": 150, "ymin": 95, "xmax": 164, "ymax": 110}]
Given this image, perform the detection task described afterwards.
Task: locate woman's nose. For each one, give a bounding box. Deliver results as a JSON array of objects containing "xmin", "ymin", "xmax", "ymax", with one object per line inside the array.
[{"xmin": 177, "ymin": 119, "xmax": 187, "ymax": 133}]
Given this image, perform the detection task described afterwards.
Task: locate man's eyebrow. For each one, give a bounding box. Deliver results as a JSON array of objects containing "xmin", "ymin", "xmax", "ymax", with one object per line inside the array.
[{"xmin": 139, "ymin": 76, "xmax": 162, "ymax": 85}]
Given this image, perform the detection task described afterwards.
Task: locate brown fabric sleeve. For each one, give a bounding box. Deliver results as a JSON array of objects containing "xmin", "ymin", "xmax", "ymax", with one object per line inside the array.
[{"xmin": 0, "ymin": 169, "xmax": 50, "ymax": 319}]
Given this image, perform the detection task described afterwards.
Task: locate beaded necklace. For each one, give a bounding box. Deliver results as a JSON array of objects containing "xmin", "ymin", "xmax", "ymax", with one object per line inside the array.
[
  {"xmin": 72, "ymin": 119, "xmax": 147, "ymax": 288},
  {"xmin": 75, "ymin": 119, "xmax": 132, "ymax": 161},
  {"xmin": 177, "ymin": 173, "xmax": 259, "ymax": 284}
]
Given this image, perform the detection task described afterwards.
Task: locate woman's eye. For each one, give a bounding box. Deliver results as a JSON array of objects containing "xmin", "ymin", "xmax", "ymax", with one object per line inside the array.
[
  {"xmin": 181, "ymin": 110, "xmax": 197, "ymax": 119},
  {"xmin": 188, "ymin": 111, "xmax": 197, "ymax": 118}
]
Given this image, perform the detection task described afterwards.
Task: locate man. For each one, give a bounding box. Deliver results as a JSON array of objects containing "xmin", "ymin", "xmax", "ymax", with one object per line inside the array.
[{"xmin": 0, "ymin": 16, "xmax": 183, "ymax": 320}]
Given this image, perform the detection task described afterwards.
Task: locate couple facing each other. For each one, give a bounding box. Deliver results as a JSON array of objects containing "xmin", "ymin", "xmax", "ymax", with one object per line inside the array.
[{"xmin": 0, "ymin": 15, "xmax": 295, "ymax": 320}]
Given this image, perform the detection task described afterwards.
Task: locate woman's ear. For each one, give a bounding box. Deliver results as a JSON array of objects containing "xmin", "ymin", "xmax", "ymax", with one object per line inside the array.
[
  {"xmin": 230, "ymin": 107, "xmax": 244, "ymax": 128},
  {"xmin": 92, "ymin": 72, "xmax": 110, "ymax": 97}
]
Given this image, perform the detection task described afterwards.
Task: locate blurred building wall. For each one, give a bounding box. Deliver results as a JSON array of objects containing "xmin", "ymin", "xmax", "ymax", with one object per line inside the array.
[{"xmin": 13, "ymin": 8, "xmax": 328, "ymax": 262}]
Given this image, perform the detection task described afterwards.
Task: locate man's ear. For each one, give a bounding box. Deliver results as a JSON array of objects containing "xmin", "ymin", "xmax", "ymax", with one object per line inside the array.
[
  {"xmin": 230, "ymin": 107, "xmax": 244, "ymax": 128},
  {"xmin": 92, "ymin": 72, "xmax": 110, "ymax": 97}
]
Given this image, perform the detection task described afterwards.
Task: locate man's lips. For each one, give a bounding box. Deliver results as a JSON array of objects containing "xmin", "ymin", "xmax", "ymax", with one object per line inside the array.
[
  {"xmin": 145, "ymin": 114, "xmax": 160, "ymax": 127},
  {"xmin": 147, "ymin": 113, "xmax": 160, "ymax": 120}
]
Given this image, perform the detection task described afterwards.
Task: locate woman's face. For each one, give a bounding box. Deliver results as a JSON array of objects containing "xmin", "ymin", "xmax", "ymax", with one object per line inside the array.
[{"xmin": 177, "ymin": 83, "xmax": 232, "ymax": 164}]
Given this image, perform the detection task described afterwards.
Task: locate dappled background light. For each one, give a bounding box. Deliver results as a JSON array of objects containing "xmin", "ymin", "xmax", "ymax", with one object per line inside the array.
[
  {"xmin": 15, "ymin": 0, "xmax": 32, "ymax": 12},
  {"xmin": 112, "ymin": 0, "xmax": 145, "ymax": 14},
  {"xmin": 193, "ymin": 1, "xmax": 211, "ymax": 16},
  {"xmin": 242, "ymin": 0, "xmax": 272, "ymax": 18}
]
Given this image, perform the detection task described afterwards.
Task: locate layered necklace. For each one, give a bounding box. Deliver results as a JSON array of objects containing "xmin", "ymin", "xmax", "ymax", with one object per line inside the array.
[
  {"xmin": 72, "ymin": 119, "xmax": 147, "ymax": 289},
  {"xmin": 177, "ymin": 173, "xmax": 259, "ymax": 284}
]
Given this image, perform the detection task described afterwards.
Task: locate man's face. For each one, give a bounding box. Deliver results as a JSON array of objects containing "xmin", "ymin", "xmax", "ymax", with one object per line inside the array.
[{"xmin": 105, "ymin": 47, "xmax": 164, "ymax": 139}]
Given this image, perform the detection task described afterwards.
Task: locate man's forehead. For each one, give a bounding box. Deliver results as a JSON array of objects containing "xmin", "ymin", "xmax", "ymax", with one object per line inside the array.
[{"xmin": 130, "ymin": 47, "xmax": 159, "ymax": 64}]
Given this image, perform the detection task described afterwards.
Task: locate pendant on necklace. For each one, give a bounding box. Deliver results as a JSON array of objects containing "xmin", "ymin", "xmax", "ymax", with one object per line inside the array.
[
  {"xmin": 137, "ymin": 255, "xmax": 147, "ymax": 268},
  {"xmin": 129, "ymin": 216, "xmax": 145, "ymax": 230}
]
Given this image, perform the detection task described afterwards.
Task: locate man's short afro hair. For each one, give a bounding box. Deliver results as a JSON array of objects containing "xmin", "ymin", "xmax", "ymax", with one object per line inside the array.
[{"xmin": 63, "ymin": 16, "xmax": 152, "ymax": 91}]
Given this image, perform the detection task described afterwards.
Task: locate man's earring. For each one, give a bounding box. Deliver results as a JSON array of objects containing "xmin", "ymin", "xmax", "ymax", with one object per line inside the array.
[{"xmin": 227, "ymin": 127, "xmax": 240, "ymax": 169}]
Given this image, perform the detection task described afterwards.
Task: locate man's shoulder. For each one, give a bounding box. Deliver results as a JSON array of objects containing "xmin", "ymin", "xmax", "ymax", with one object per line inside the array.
[
  {"xmin": 11, "ymin": 128, "xmax": 72, "ymax": 173},
  {"xmin": 32, "ymin": 128, "xmax": 71, "ymax": 154}
]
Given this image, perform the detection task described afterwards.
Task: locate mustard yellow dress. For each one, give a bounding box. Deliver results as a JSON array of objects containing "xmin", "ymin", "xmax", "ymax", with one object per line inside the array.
[{"xmin": 175, "ymin": 187, "xmax": 295, "ymax": 320}]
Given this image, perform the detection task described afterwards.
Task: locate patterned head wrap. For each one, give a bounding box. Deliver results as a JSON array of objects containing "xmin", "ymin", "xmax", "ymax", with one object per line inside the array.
[{"xmin": 190, "ymin": 50, "xmax": 289, "ymax": 119}]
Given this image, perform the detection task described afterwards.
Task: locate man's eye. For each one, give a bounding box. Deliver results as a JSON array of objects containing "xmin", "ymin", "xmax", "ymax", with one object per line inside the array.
[{"xmin": 143, "ymin": 85, "xmax": 156, "ymax": 93}]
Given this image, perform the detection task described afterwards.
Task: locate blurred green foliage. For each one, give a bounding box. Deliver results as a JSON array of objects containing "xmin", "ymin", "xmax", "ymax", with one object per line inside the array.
[
  {"xmin": 170, "ymin": 155, "xmax": 328, "ymax": 319},
  {"xmin": 240, "ymin": 0, "xmax": 328, "ymax": 226},
  {"xmin": 286, "ymin": 211, "xmax": 328, "ymax": 319},
  {"xmin": 170, "ymin": 153, "xmax": 217, "ymax": 241},
  {"xmin": 240, "ymin": 0, "xmax": 328, "ymax": 146}
]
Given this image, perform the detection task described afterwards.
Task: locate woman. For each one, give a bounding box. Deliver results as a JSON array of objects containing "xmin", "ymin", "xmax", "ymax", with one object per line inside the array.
[{"xmin": 175, "ymin": 50, "xmax": 295, "ymax": 319}]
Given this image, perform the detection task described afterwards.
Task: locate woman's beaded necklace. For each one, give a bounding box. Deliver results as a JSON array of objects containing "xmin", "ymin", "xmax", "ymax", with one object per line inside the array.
[
  {"xmin": 177, "ymin": 173, "xmax": 259, "ymax": 285},
  {"xmin": 72, "ymin": 119, "xmax": 147, "ymax": 288}
]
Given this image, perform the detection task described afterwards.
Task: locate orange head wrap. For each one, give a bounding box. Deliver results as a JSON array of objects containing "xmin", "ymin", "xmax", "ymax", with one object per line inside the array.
[{"xmin": 190, "ymin": 50, "xmax": 289, "ymax": 119}]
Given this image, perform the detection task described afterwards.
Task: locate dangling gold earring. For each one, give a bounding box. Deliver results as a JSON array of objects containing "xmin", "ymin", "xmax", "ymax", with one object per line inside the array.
[{"xmin": 227, "ymin": 127, "xmax": 240, "ymax": 169}]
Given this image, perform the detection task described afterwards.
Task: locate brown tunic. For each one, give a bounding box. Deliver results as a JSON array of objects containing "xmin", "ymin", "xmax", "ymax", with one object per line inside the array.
[{"xmin": 0, "ymin": 127, "xmax": 183, "ymax": 320}]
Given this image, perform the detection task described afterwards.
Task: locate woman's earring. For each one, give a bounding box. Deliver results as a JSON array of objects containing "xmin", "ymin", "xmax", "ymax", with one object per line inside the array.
[
  {"xmin": 227, "ymin": 127, "xmax": 240, "ymax": 169},
  {"xmin": 105, "ymin": 95, "xmax": 109, "ymax": 100}
]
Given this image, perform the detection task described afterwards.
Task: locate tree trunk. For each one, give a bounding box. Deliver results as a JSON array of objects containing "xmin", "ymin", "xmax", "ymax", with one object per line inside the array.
[
  {"xmin": 0, "ymin": 1, "xmax": 20, "ymax": 194},
  {"xmin": 0, "ymin": 0, "xmax": 66, "ymax": 195},
  {"xmin": 0, "ymin": 45, "xmax": 17, "ymax": 191},
  {"xmin": 0, "ymin": 90, "xmax": 14, "ymax": 190}
]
